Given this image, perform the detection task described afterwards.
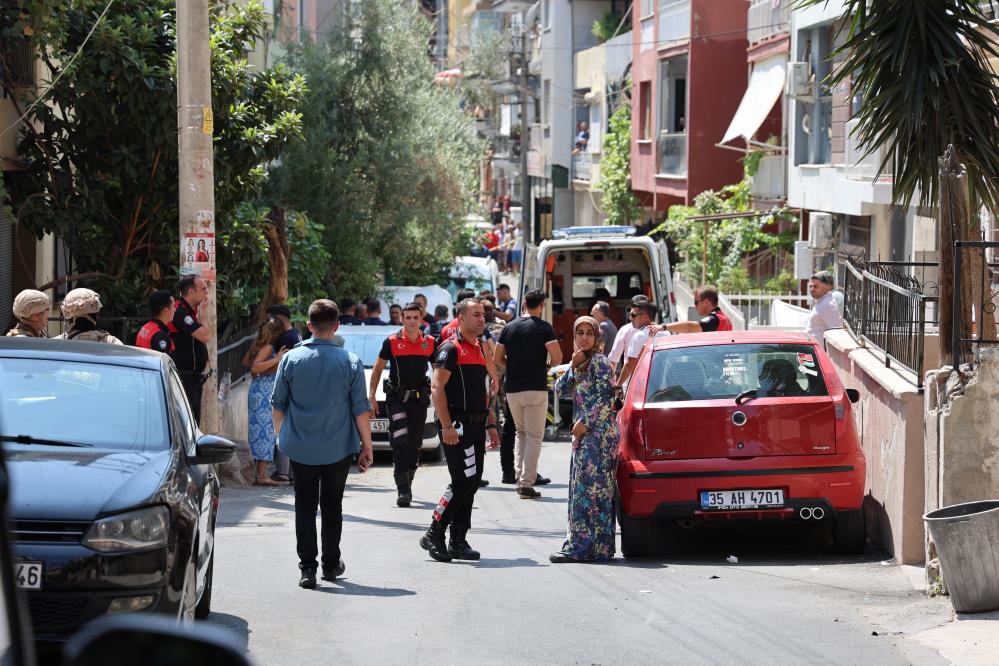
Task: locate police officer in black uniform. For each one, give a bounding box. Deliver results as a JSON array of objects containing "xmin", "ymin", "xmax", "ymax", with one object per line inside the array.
[
  {"xmin": 369, "ymin": 303, "xmax": 436, "ymax": 507},
  {"xmin": 420, "ymin": 298, "xmax": 499, "ymax": 562},
  {"xmin": 134, "ymin": 290, "xmax": 175, "ymax": 354},
  {"xmin": 169, "ymin": 275, "xmax": 211, "ymax": 423}
]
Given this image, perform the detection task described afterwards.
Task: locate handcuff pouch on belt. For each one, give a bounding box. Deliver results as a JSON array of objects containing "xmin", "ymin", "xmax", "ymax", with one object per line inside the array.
[{"xmin": 384, "ymin": 377, "xmax": 432, "ymax": 407}]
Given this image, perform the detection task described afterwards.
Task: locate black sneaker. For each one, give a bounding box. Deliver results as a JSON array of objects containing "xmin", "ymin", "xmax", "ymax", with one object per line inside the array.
[
  {"xmin": 535, "ymin": 474, "xmax": 552, "ymax": 486},
  {"xmin": 298, "ymin": 567, "xmax": 317, "ymax": 589},
  {"xmin": 517, "ymin": 486, "xmax": 541, "ymax": 500},
  {"xmin": 501, "ymin": 474, "xmax": 517, "ymax": 484},
  {"xmin": 321, "ymin": 559, "xmax": 346, "ymax": 582},
  {"xmin": 397, "ymin": 491, "xmax": 412, "ymax": 508}
]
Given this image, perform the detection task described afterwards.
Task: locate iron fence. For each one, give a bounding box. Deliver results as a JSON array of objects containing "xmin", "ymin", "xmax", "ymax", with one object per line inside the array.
[
  {"xmin": 217, "ymin": 320, "xmax": 257, "ymax": 386},
  {"xmin": 953, "ymin": 240, "xmax": 999, "ymax": 369},
  {"xmin": 839, "ymin": 256, "xmax": 938, "ymax": 389}
]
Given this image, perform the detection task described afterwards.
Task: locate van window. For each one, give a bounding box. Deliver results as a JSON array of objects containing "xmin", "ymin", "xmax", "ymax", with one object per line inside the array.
[
  {"xmin": 645, "ymin": 344, "xmax": 828, "ymax": 403},
  {"xmin": 571, "ymin": 273, "xmax": 643, "ymax": 303}
]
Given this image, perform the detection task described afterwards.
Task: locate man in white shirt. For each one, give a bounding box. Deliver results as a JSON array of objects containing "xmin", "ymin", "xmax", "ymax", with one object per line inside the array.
[
  {"xmin": 615, "ymin": 300, "xmax": 658, "ymax": 391},
  {"xmin": 805, "ymin": 271, "xmax": 844, "ymax": 342},
  {"xmin": 607, "ymin": 295, "xmax": 652, "ymax": 372}
]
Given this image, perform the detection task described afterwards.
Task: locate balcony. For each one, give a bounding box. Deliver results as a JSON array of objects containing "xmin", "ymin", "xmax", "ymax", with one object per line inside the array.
[
  {"xmin": 0, "ymin": 37, "xmax": 34, "ymax": 87},
  {"xmin": 751, "ymin": 154, "xmax": 787, "ymax": 201},
  {"xmin": 572, "ymin": 152, "xmax": 592, "ymax": 182},
  {"xmin": 657, "ymin": 132, "xmax": 687, "ymax": 177},
  {"xmin": 844, "ymin": 118, "xmax": 894, "ymax": 181},
  {"xmin": 748, "ymin": 0, "xmax": 790, "ymax": 46},
  {"xmin": 658, "ymin": 0, "xmax": 691, "ymax": 45}
]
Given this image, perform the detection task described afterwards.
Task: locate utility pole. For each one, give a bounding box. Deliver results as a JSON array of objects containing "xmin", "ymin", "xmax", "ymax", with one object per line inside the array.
[
  {"xmin": 514, "ymin": 13, "xmax": 532, "ymax": 247},
  {"xmin": 177, "ymin": 0, "xmax": 218, "ymax": 433}
]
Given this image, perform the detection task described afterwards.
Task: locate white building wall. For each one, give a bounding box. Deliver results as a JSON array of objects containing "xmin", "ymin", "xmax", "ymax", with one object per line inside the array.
[{"xmin": 541, "ymin": 0, "xmax": 574, "ymax": 171}]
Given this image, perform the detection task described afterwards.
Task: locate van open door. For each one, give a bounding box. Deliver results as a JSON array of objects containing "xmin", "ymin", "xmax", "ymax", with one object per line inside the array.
[
  {"xmin": 655, "ymin": 240, "xmax": 678, "ymax": 323},
  {"xmin": 520, "ymin": 242, "xmax": 541, "ymax": 296}
]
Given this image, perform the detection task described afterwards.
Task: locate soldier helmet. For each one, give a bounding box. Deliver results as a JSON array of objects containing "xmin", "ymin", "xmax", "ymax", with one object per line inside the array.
[
  {"xmin": 61, "ymin": 288, "xmax": 103, "ymax": 320},
  {"xmin": 12, "ymin": 289, "xmax": 51, "ymax": 320}
]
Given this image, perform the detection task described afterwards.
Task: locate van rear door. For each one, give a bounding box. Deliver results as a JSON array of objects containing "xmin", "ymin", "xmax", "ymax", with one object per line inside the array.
[
  {"xmin": 655, "ymin": 240, "xmax": 677, "ymax": 323},
  {"xmin": 521, "ymin": 242, "xmax": 541, "ymax": 296}
]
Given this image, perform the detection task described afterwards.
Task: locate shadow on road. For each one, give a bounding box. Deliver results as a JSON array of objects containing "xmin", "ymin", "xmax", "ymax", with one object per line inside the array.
[
  {"xmin": 318, "ymin": 580, "xmax": 417, "ymax": 597},
  {"xmin": 471, "ymin": 557, "xmax": 544, "ymax": 569},
  {"xmin": 206, "ymin": 612, "xmax": 251, "ymax": 652}
]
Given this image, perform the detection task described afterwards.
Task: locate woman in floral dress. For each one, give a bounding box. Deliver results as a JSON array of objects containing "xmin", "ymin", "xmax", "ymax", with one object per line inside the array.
[
  {"xmin": 244, "ymin": 318, "xmax": 286, "ymax": 486},
  {"xmin": 551, "ymin": 315, "xmax": 620, "ymax": 563}
]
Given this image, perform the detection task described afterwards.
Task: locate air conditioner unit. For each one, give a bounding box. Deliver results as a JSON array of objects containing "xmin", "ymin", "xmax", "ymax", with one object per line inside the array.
[
  {"xmin": 793, "ymin": 240, "xmax": 814, "ymax": 280},
  {"xmin": 808, "ymin": 212, "xmax": 835, "ymax": 250},
  {"xmin": 786, "ymin": 62, "xmax": 811, "ymax": 99}
]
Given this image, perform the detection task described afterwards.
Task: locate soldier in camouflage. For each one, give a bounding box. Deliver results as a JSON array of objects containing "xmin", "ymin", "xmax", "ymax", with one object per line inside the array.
[
  {"xmin": 6, "ymin": 290, "xmax": 51, "ymax": 338},
  {"xmin": 55, "ymin": 288, "xmax": 123, "ymax": 345}
]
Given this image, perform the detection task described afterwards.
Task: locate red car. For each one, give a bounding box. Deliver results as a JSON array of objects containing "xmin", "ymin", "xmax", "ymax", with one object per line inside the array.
[{"xmin": 616, "ymin": 331, "xmax": 865, "ymax": 557}]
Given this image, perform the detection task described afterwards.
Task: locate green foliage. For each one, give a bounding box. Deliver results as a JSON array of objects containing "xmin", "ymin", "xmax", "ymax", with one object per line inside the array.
[
  {"xmin": 764, "ymin": 270, "xmax": 798, "ymax": 294},
  {"xmin": 2, "ymin": 0, "xmax": 305, "ymax": 314},
  {"xmin": 592, "ymin": 11, "xmax": 627, "ymax": 44},
  {"xmin": 267, "ymin": 0, "xmax": 482, "ymax": 299},
  {"xmin": 596, "ymin": 102, "xmax": 640, "ymax": 226},
  {"xmin": 217, "ymin": 203, "xmax": 330, "ymax": 320},
  {"xmin": 652, "ymin": 179, "xmax": 798, "ymax": 287},
  {"xmin": 793, "ymin": 0, "xmax": 999, "ymax": 213}
]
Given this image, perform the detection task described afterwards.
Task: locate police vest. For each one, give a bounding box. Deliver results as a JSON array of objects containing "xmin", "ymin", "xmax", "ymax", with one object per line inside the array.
[
  {"xmin": 136, "ymin": 320, "xmax": 174, "ymax": 353},
  {"xmin": 714, "ymin": 308, "xmax": 733, "ymax": 332}
]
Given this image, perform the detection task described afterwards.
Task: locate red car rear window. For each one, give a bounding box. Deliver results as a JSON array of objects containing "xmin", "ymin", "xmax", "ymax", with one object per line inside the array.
[{"xmin": 645, "ymin": 344, "xmax": 828, "ymax": 403}]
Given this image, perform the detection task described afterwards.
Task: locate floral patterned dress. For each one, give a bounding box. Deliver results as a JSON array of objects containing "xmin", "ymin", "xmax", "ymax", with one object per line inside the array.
[
  {"xmin": 247, "ymin": 354, "xmax": 277, "ymax": 462},
  {"xmin": 554, "ymin": 353, "xmax": 619, "ymax": 561}
]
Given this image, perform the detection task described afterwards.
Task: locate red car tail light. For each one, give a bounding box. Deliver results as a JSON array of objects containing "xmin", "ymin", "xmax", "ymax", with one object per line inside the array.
[
  {"xmin": 834, "ymin": 398, "xmax": 849, "ymax": 441},
  {"xmin": 630, "ymin": 411, "xmax": 647, "ymax": 452}
]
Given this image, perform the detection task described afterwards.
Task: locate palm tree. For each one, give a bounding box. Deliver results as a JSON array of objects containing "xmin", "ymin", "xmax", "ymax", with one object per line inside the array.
[{"xmin": 795, "ymin": 0, "xmax": 999, "ymax": 367}]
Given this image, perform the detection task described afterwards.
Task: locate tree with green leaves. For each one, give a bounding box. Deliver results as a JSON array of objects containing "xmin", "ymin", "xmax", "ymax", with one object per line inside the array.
[
  {"xmin": 794, "ymin": 0, "xmax": 999, "ymax": 366},
  {"xmin": 266, "ymin": 0, "xmax": 482, "ymax": 300},
  {"xmin": 596, "ymin": 102, "xmax": 640, "ymax": 226},
  {"xmin": 1, "ymin": 0, "xmax": 305, "ymax": 316}
]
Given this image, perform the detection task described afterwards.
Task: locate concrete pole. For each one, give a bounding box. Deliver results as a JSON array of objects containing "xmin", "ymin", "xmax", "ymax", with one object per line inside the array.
[
  {"xmin": 177, "ymin": 0, "xmax": 218, "ymax": 433},
  {"xmin": 518, "ymin": 19, "xmax": 532, "ymax": 248}
]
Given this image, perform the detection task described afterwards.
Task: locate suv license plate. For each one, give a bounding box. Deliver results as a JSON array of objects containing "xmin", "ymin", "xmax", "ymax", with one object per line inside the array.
[
  {"xmin": 371, "ymin": 419, "xmax": 389, "ymax": 433},
  {"xmin": 16, "ymin": 562, "xmax": 43, "ymax": 590},
  {"xmin": 700, "ymin": 489, "xmax": 784, "ymax": 510}
]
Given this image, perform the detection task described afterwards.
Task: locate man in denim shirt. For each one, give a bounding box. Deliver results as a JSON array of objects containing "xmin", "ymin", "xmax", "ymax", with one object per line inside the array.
[{"xmin": 272, "ymin": 299, "xmax": 374, "ymax": 589}]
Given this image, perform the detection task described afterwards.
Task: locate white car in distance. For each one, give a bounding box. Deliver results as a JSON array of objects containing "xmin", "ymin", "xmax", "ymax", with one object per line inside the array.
[{"xmin": 337, "ymin": 325, "xmax": 442, "ymax": 461}]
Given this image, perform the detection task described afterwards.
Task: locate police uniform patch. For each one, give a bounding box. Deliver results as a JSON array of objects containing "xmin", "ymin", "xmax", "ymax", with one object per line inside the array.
[
  {"xmin": 436, "ymin": 350, "xmax": 449, "ymax": 363},
  {"xmin": 184, "ymin": 315, "xmax": 194, "ymax": 326},
  {"xmin": 158, "ymin": 339, "xmax": 168, "ymax": 350}
]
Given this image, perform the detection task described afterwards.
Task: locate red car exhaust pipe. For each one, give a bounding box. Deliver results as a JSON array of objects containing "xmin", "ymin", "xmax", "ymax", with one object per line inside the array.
[{"xmin": 799, "ymin": 507, "xmax": 813, "ymax": 520}]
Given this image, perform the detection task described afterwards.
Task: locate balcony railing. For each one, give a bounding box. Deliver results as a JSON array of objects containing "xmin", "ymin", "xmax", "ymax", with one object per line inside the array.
[
  {"xmin": 751, "ymin": 154, "xmax": 787, "ymax": 200},
  {"xmin": 844, "ymin": 118, "xmax": 894, "ymax": 180},
  {"xmin": 658, "ymin": 0, "xmax": 691, "ymax": 44},
  {"xmin": 572, "ymin": 152, "xmax": 592, "ymax": 181},
  {"xmin": 748, "ymin": 0, "xmax": 790, "ymax": 46},
  {"xmin": 657, "ymin": 132, "xmax": 687, "ymax": 177}
]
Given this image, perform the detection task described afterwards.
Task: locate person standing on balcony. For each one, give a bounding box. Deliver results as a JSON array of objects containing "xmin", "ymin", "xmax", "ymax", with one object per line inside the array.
[{"xmin": 804, "ymin": 271, "xmax": 844, "ymax": 343}]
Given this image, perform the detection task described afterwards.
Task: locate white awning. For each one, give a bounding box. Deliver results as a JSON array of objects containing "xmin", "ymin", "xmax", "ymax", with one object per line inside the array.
[{"xmin": 721, "ymin": 56, "xmax": 786, "ymax": 145}]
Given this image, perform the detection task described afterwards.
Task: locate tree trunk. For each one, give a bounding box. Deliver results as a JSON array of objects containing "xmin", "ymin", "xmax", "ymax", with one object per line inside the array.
[
  {"xmin": 254, "ymin": 206, "xmax": 290, "ymax": 324},
  {"xmin": 938, "ymin": 147, "xmax": 963, "ymax": 368}
]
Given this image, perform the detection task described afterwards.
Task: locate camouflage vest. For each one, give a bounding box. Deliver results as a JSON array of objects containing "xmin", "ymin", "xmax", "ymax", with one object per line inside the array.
[
  {"xmin": 5, "ymin": 323, "xmax": 46, "ymax": 338},
  {"xmin": 56, "ymin": 328, "xmax": 124, "ymax": 345}
]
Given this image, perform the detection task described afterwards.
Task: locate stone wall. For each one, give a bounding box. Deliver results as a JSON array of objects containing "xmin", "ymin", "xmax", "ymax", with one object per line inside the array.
[
  {"xmin": 824, "ymin": 330, "xmax": 927, "ymax": 564},
  {"xmin": 217, "ymin": 375, "xmax": 255, "ymax": 485}
]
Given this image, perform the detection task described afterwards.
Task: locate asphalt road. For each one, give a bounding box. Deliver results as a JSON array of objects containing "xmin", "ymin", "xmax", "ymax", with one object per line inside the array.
[{"xmin": 207, "ymin": 441, "xmax": 953, "ymax": 666}]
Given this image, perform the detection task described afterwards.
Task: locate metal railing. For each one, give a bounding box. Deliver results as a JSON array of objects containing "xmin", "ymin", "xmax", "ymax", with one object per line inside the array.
[
  {"xmin": 953, "ymin": 240, "xmax": 999, "ymax": 369},
  {"xmin": 0, "ymin": 36, "xmax": 34, "ymax": 87},
  {"xmin": 657, "ymin": 132, "xmax": 687, "ymax": 177},
  {"xmin": 725, "ymin": 293, "xmax": 811, "ymax": 327},
  {"xmin": 571, "ymin": 152, "xmax": 591, "ymax": 181},
  {"xmin": 748, "ymin": 0, "xmax": 790, "ymax": 45},
  {"xmin": 839, "ymin": 257, "xmax": 938, "ymax": 388},
  {"xmin": 217, "ymin": 320, "xmax": 257, "ymax": 386}
]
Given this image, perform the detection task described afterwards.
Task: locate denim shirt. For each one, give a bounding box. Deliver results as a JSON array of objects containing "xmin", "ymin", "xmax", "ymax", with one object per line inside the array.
[{"xmin": 271, "ymin": 338, "xmax": 370, "ymax": 465}]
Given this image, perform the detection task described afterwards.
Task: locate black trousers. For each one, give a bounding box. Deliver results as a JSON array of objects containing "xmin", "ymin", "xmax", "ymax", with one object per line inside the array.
[
  {"xmin": 500, "ymin": 400, "xmax": 516, "ymax": 477},
  {"xmin": 432, "ymin": 422, "xmax": 486, "ymax": 531},
  {"xmin": 181, "ymin": 374, "xmax": 204, "ymax": 424},
  {"xmin": 291, "ymin": 455, "xmax": 352, "ymax": 571},
  {"xmin": 387, "ymin": 398, "xmax": 427, "ymax": 491}
]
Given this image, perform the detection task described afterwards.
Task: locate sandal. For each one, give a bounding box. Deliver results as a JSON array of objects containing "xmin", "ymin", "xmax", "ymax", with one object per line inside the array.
[{"xmin": 255, "ymin": 477, "xmax": 279, "ymax": 486}]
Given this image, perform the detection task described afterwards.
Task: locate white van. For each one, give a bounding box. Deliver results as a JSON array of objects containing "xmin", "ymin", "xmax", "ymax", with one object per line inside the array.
[{"xmin": 523, "ymin": 226, "xmax": 677, "ymax": 360}]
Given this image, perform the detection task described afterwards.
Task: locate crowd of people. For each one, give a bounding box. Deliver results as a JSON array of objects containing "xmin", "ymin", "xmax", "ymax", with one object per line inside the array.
[
  {"xmin": 5, "ymin": 269, "xmax": 844, "ymax": 586},
  {"xmin": 484, "ymin": 199, "xmax": 525, "ymax": 274}
]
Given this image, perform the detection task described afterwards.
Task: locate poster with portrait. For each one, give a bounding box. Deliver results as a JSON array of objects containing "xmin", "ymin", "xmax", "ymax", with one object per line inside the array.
[{"xmin": 181, "ymin": 210, "xmax": 216, "ymax": 280}]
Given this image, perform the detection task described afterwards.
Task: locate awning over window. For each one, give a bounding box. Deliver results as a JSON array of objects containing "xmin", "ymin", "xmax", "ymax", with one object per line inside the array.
[{"xmin": 721, "ymin": 56, "xmax": 786, "ymax": 145}]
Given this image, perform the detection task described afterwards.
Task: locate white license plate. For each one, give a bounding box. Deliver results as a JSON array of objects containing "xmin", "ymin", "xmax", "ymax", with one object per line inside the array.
[
  {"xmin": 371, "ymin": 419, "xmax": 389, "ymax": 433},
  {"xmin": 16, "ymin": 562, "xmax": 43, "ymax": 590},
  {"xmin": 700, "ymin": 489, "xmax": 784, "ymax": 510}
]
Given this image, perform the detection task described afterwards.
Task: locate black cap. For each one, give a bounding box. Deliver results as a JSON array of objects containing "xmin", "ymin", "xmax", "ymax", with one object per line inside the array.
[{"xmin": 268, "ymin": 304, "xmax": 292, "ymax": 319}]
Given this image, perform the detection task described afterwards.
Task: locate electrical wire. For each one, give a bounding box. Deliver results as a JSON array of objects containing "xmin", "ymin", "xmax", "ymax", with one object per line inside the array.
[{"xmin": 0, "ymin": 0, "xmax": 117, "ymax": 140}]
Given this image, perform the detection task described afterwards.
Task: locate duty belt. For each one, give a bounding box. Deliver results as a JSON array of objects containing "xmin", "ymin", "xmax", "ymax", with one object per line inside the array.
[{"xmin": 448, "ymin": 410, "xmax": 489, "ymax": 424}]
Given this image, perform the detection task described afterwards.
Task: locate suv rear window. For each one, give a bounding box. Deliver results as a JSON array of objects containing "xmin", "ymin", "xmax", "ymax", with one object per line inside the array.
[{"xmin": 645, "ymin": 344, "xmax": 828, "ymax": 403}]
